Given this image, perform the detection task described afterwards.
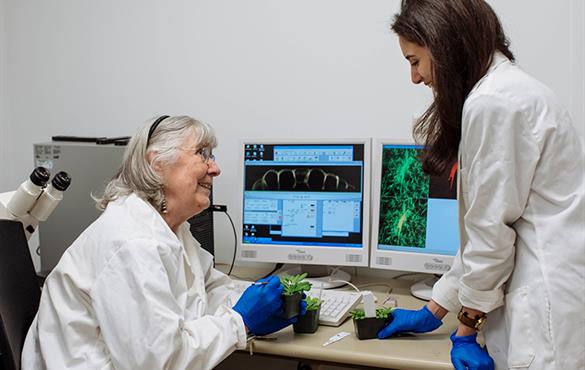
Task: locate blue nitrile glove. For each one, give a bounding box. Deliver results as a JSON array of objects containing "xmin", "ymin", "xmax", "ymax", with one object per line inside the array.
[
  {"xmin": 251, "ymin": 295, "xmax": 307, "ymax": 335},
  {"xmin": 450, "ymin": 331, "xmax": 494, "ymax": 370},
  {"xmin": 298, "ymin": 295, "xmax": 308, "ymax": 316},
  {"xmin": 233, "ymin": 276, "xmax": 305, "ymax": 336},
  {"xmin": 377, "ymin": 306, "xmax": 442, "ymax": 339}
]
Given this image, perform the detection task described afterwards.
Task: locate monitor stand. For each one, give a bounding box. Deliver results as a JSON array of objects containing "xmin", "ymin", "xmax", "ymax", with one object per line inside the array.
[
  {"xmin": 409, "ymin": 275, "xmax": 438, "ymax": 301},
  {"xmin": 278, "ymin": 264, "xmax": 351, "ymax": 289}
]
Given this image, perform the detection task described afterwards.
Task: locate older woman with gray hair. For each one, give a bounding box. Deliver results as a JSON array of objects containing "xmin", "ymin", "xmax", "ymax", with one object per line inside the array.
[{"xmin": 22, "ymin": 116, "xmax": 302, "ymax": 370}]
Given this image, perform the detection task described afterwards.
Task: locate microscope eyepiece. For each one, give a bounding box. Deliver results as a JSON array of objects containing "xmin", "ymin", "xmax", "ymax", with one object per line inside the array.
[
  {"xmin": 7, "ymin": 167, "xmax": 51, "ymax": 217},
  {"xmin": 51, "ymin": 171, "xmax": 71, "ymax": 192},
  {"xmin": 29, "ymin": 167, "xmax": 51, "ymax": 187},
  {"xmin": 29, "ymin": 171, "xmax": 72, "ymax": 222}
]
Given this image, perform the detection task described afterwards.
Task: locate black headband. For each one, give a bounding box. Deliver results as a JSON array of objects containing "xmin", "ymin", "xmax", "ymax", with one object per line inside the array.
[{"xmin": 147, "ymin": 115, "xmax": 170, "ymax": 143}]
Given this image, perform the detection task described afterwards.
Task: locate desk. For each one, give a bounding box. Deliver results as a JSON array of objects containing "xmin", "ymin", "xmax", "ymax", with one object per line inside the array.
[{"xmin": 217, "ymin": 265, "xmax": 456, "ymax": 370}]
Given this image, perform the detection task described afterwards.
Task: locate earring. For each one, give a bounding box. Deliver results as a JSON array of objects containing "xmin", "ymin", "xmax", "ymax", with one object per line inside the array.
[
  {"xmin": 160, "ymin": 187, "xmax": 168, "ymax": 214},
  {"xmin": 160, "ymin": 197, "xmax": 168, "ymax": 214}
]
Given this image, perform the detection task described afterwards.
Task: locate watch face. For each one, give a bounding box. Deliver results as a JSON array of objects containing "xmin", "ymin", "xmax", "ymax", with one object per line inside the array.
[{"xmin": 475, "ymin": 316, "xmax": 486, "ymax": 331}]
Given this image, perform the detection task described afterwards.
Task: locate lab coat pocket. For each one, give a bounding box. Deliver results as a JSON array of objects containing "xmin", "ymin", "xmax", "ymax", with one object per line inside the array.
[{"xmin": 505, "ymin": 286, "xmax": 535, "ymax": 369}]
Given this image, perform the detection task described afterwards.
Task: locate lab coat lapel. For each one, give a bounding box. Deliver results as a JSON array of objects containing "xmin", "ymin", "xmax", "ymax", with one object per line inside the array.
[{"xmin": 178, "ymin": 224, "xmax": 208, "ymax": 311}]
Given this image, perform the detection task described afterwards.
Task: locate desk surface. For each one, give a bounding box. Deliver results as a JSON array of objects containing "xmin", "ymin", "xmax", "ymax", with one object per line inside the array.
[{"xmin": 219, "ymin": 265, "xmax": 456, "ymax": 370}]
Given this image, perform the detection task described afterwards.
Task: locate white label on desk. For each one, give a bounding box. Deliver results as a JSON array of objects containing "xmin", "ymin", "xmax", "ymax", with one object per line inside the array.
[{"xmin": 322, "ymin": 331, "xmax": 350, "ymax": 347}]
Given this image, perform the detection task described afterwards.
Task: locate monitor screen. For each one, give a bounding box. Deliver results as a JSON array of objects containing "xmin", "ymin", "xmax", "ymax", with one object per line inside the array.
[
  {"xmin": 239, "ymin": 140, "xmax": 370, "ymax": 266},
  {"xmin": 370, "ymin": 140, "xmax": 459, "ymax": 274}
]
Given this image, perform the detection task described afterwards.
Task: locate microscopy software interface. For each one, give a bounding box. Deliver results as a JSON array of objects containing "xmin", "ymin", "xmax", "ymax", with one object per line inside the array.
[{"xmin": 242, "ymin": 143, "xmax": 365, "ymax": 249}]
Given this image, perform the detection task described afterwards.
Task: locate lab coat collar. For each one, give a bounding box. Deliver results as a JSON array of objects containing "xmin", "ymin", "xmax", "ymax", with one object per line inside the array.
[
  {"xmin": 488, "ymin": 51, "xmax": 509, "ymax": 73},
  {"xmin": 116, "ymin": 193, "xmax": 184, "ymax": 247},
  {"xmin": 468, "ymin": 51, "xmax": 510, "ymax": 97}
]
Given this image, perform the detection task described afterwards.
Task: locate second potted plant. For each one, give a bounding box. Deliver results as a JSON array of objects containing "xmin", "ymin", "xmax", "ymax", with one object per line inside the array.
[
  {"xmin": 350, "ymin": 306, "xmax": 394, "ymax": 340},
  {"xmin": 293, "ymin": 296, "xmax": 322, "ymax": 334},
  {"xmin": 280, "ymin": 273, "xmax": 312, "ymax": 319}
]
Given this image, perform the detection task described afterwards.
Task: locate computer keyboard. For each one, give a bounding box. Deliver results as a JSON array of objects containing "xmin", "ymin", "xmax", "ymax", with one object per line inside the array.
[
  {"xmin": 230, "ymin": 279, "xmax": 362, "ymax": 327},
  {"xmin": 307, "ymin": 287, "xmax": 362, "ymax": 326}
]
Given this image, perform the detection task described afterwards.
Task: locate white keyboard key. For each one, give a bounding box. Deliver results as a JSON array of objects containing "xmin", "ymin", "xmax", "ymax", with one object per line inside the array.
[{"xmin": 307, "ymin": 288, "xmax": 362, "ymax": 327}]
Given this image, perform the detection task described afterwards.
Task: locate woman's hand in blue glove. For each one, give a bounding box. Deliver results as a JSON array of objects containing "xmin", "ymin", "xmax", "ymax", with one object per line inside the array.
[
  {"xmin": 450, "ymin": 331, "xmax": 494, "ymax": 370},
  {"xmin": 377, "ymin": 305, "xmax": 442, "ymax": 339},
  {"xmin": 232, "ymin": 275, "xmax": 307, "ymax": 336},
  {"xmin": 232, "ymin": 276, "xmax": 283, "ymax": 333},
  {"xmin": 298, "ymin": 295, "xmax": 308, "ymax": 316},
  {"xmin": 250, "ymin": 297, "xmax": 307, "ymax": 336}
]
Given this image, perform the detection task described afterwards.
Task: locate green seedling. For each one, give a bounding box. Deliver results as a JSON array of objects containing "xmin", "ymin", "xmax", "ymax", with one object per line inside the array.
[
  {"xmin": 304, "ymin": 296, "xmax": 322, "ymax": 311},
  {"xmin": 350, "ymin": 306, "xmax": 394, "ymax": 320},
  {"xmin": 280, "ymin": 273, "xmax": 312, "ymax": 296}
]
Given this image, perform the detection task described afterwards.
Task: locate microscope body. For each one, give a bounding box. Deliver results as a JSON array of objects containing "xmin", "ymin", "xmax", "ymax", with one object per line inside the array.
[
  {"xmin": 1, "ymin": 191, "xmax": 43, "ymax": 240},
  {"xmin": 0, "ymin": 168, "xmax": 71, "ymax": 240}
]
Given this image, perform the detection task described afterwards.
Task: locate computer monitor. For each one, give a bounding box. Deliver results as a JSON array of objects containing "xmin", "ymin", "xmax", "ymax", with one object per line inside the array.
[
  {"xmin": 238, "ymin": 139, "xmax": 370, "ymax": 282},
  {"xmin": 369, "ymin": 140, "xmax": 459, "ymax": 300}
]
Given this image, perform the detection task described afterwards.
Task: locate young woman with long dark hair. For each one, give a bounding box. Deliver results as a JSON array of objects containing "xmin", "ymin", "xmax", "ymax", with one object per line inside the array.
[{"xmin": 377, "ymin": 1, "xmax": 585, "ymax": 369}]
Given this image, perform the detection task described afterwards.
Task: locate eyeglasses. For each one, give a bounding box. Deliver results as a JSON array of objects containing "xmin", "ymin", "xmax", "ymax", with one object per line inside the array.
[
  {"xmin": 196, "ymin": 147, "xmax": 216, "ymax": 163},
  {"xmin": 180, "ymin": 147, "xmax": 215, "ymax": 164}
]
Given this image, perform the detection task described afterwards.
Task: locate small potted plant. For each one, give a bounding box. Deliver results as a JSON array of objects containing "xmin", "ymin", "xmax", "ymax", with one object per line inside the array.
[
  {"xmin": 350, "ymin": 306, "xmax": 394, "ymax": 340},
  {"xmin": 280, "ymin": 273, "xmax": 312, "ymax": 319},
  {"xmin": 293, "ymin": 296, "xmax": 322, "ymax": 334}
]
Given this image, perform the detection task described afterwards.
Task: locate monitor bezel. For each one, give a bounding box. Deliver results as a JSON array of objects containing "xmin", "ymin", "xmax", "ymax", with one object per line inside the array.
[
  {"xmin": 238, "ymin": 138, "xmax": 371, "ymax": 267},
  {"xmin": 369, "ymin": 139, "xmax": 457, "ymax": 274}
]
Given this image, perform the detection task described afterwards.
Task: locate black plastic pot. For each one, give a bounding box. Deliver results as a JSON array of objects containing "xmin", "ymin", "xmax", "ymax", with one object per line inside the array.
[
  {"xmin": 281, "ymin": 292, "xmax": 303, "ymax": 319},
  {"xmin": 293, "ymin": 307, "xmax": 320, "ymax": 334},
  {"xmin": 353, "ymin": 316, "xmax": 392, "ymax": 340}
]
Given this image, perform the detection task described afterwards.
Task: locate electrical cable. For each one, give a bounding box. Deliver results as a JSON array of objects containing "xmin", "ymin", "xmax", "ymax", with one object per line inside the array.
[
  {"xmin": 356, "ymin": 283, "xmax": 396, "ymax": 306},
  {"xmin": 357, "ymin": 282, "xmax": 393, "ymax": 290},
  {"xmin": 209, "ymin": 203, "xmax": 281, "ymax": 279},
  {"xmin": 208, "ymin": 204, "xmax": 238, "ymax": 276},
  {"xmin": 391, "ymin": 272, "xmax": 428, "ymax": 280},
  {"xmin": 261, "ymin": 263, "xmax": 284, "ymax": 279},
  {"xmin": 328, "ymin": 281, "xmax": 397, "ymax": 307},
  {"xmin": 328, "ymin": 279, "xmax": 360, "ymax": 293},
  {"xmin": 223, "ymin": 210, "xmax": 237, "ymax": 276},
  {"xmin": 329, "ymin": 265, "xmax": 342, "ymax": 275}
]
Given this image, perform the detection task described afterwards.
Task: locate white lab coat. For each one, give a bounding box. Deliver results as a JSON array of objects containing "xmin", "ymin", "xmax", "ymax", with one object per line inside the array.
[
  {"xmin": 432, "ymin": 52, "xmax": 585, "ymax": 369},
  {"xmin": 22, "ymin": 193, "xmax": 247, "ymax": 370}
]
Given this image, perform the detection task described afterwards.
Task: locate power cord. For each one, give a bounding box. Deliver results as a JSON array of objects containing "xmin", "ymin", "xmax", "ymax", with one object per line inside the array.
[
  {"xmin": 327, "ymin": 280, "xmax": 361, "ymax": 293},
  {"xmin": 357, "ymin": 283, "xmax": 395, "ymax": 306},
  {"xmin": 325, "ymin": 281, "xmax": 397, "ymax": 307},
  {"xmin": 224, "ymin": 212, "xmax": 237, "ymax": 276},
  {"xmin": 357, "ymin": 282, "xmax": 394, "ymax": 292},
  {"xmin": 261, "ymin": 263, "xmax": 284, "ymax": 279},
  {"xmin": 329, "ymin": 265, "xmax": 343, "ymax": 276},
  {"xmin": 391, "ymin": 272, "xmax": 428, "ymax": 280},
  {"xmin": 209, "ymin": 204, "xmax": 237, "ymax": 276}
]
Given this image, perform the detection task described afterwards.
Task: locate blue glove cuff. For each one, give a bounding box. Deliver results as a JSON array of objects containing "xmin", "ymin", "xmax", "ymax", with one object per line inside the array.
[
  {"xmin": 450, "ymin": 330, "xmax": 478, "ymax": 345},
  {"xmin": 421, "ymin": 306, "xmax": 443, "ymax": 328}
]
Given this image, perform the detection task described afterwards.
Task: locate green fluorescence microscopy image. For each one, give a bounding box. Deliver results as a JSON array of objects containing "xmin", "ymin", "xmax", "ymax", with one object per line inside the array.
[{"xmin": 378, "ymin": 148, "xmax": 429, "ymax": 248}]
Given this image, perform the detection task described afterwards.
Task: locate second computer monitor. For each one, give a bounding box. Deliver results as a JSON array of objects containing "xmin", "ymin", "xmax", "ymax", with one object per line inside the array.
[
  {"xmin": 239, "ymin": 139, "xmax": 370, "ymax": 267},
  {"xmin": 370, "ymin": 140, "xmax": 460, "ymax": 274}
]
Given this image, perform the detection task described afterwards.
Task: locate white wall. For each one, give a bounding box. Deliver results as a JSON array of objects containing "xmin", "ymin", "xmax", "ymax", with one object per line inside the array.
[
  {"xmin": 1, "ymin": 0, "xmax": 583, "ymax": 267},
  {"xmin": 0, "ymin": 0, "xmax": 9, "ymax": 179}
]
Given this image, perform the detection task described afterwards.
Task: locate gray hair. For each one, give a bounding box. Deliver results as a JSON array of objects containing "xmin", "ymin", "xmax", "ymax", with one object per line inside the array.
[{"xmin": 94, "ymin": 115, "xmax": 217, "ymax": 211}]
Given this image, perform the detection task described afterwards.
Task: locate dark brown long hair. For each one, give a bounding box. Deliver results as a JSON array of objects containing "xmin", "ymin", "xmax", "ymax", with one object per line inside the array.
[{"xmin": 391, "ymin": 0, "xmax": 514, "ymax": 175}]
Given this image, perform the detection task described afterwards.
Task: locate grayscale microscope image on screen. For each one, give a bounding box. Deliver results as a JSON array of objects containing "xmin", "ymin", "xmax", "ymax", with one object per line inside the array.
[{"xmin": 243, "ymin": 144, "xmax": 364, "ymax": 248}]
